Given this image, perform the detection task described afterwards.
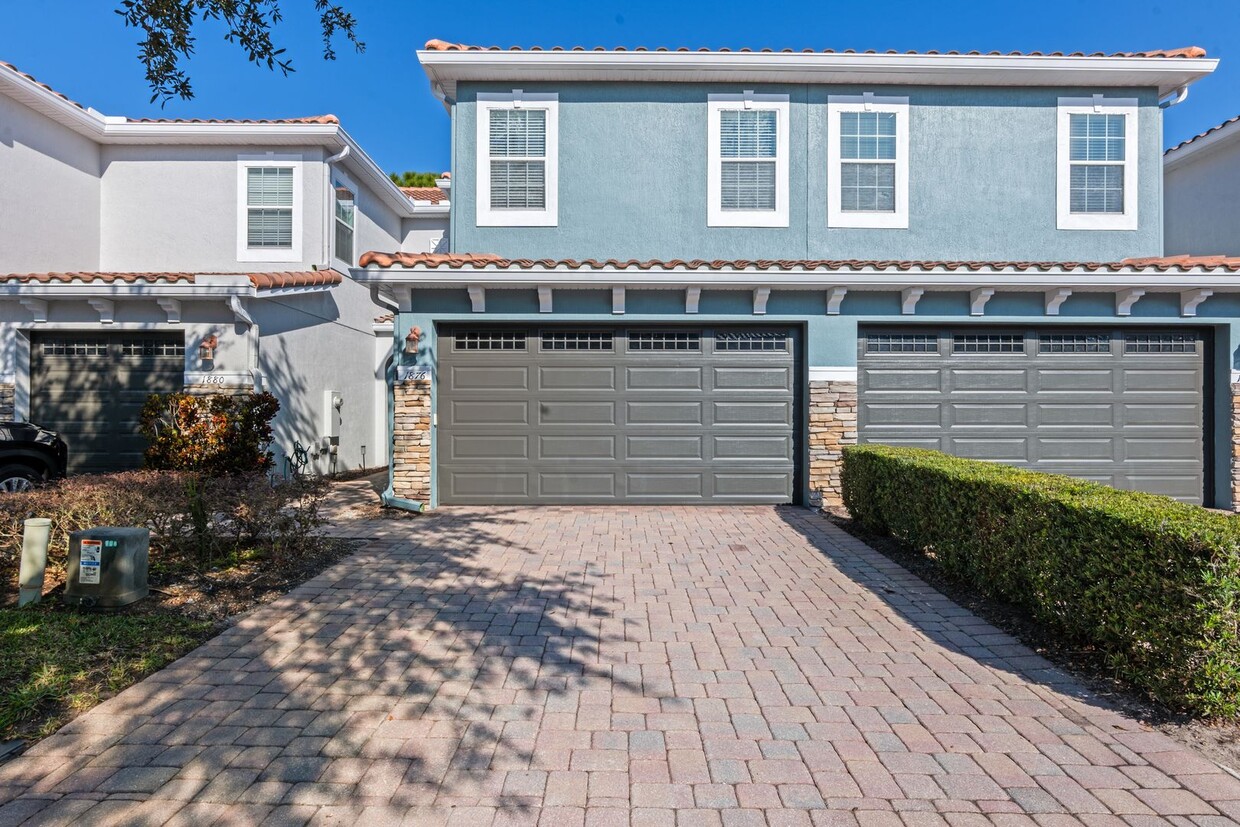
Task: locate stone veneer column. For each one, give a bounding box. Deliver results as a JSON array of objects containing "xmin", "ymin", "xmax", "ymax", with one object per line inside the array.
[
  {"xmin": 0, "ymin": 384, "xmax": 13, "ymax": 421},
  {"xmin": 808, "ymin": 379, "xmax": 858, "ymax": 508},
  {"xmin": 1232, "ymin": 382, "xmax": 1240, "ymax": 511},
  {"xmin": 392, "ymin": 377, "xmax": 432, "ymax": 504}
]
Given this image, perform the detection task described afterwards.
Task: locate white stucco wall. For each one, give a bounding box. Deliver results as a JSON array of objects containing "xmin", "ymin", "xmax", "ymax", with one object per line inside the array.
[
  {"xmin": 1165, "ymin": 137, "xmax": 1240, "ymax": 256},
  {"xmin": 0, "ymin": 95, "xmax": 101, "ymax": 272},
  {"xmin": 402, "ymin": 213, "xmax": 450, "ymax": 253}
]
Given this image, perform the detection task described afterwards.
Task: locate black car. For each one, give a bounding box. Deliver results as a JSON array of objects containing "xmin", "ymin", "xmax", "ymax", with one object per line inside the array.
[{"xmin": 0, "ymin": 422, "xmax": 68, "ymax": 492}]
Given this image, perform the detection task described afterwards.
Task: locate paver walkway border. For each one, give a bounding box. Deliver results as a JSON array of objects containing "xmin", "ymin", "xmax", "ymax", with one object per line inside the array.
[{"xmin": 0, "ymin": 505, "xmax": 1237, "ymax": 826}]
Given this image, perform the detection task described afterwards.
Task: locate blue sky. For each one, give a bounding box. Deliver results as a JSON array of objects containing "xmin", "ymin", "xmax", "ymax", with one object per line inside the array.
[{"xmin": 1, "ymin": 0, "xmax": 1238, "ymax": 173}]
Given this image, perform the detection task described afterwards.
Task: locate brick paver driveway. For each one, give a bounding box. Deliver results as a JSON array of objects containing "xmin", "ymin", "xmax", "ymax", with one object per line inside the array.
[{"xmin": 2, "ymin": 507, "xmax": 1239, "ymax": 826}]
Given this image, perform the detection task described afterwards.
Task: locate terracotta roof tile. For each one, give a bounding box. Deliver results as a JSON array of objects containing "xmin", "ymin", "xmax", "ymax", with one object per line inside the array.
[
  {"xmin": 1166, "ymin": 115, "xmax": 1240, "ymax": 155},
  {"xmin": 401, "ymin": 186, "xmax": 449, "ymax": 203},
  {"xmin": 247, "ymin": 270, "xmax": 344, "ymax": 289},
  {"xmin": 422, "ymin": 39, "xmax": 1207, "ymax": 59},
  {"xmin": 374, "ymin": 312, "xmax": 395, "ymax": 324},
  {"xmin": 359, "ymin": 251, "xmax": 1240, "ymax": 273},
  {"xmin": 124, "ymin": 114, "xmax": 339, "ymax": 125},
  {"xmin": 0, "ymin": 60, "xmax": 85, "ymax": 109},
  {"xmin": 0, "ymin": 270, "xmax": 345, "ymax": 288},
  {"xmin": 0, "ymin": 272, "xmax": 197, "ymax": 284}
]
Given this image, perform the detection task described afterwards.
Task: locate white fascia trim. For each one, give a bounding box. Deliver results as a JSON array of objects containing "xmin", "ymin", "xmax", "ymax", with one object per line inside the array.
[
  {"xmin": 827, "ymin": 94, "xmax": 909, "ymax": 229},
  {"xmin": 351, "ymin": 263, "xmax": 1240, "ymax": 291},
  {"xmin": 808, "ymin": 366, "xmax": 858, "ymax": 382},
  {"xmin": 1164, "ymin": 118, "xmax": 1240, "ymax": 172},
  {"xmin": 1057, "ymin": 97, "xmax": 1139, "ymax": 231},
  {"xmin": 476, "ymin": 91, "xmax": 559, "ymax": 227},
  {"xmin": 237, "ymin": 153, "xmax": 304, "ymax": 263},
  {"xmin": 707, "ymin": 92, "xmax": 790, "ymax": 228},
  {"xmin": 417, "ymin": 50, "xmax": 1218, "ymax": 99}
]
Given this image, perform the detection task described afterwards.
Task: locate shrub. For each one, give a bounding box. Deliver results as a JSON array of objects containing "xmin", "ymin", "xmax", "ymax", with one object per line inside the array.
[
  {"xmin": 0, "ymin": 470, "xmax": 325, "ymax": 578},
  {"xmin": 841, "ymin": 444, "xmax": 1240, "ymax": 719},
  {"xmin": 139, "ymin": 392, "xmax": 280, "ymax": 475}
]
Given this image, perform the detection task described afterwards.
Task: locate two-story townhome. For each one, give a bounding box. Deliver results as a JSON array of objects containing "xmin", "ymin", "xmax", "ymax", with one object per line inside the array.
[
  {"xmin": 355, "ymin": 40, "xmax": 1240, "ymax": 511},
  {"xmin": 0, "ymin": 60, "xmax": 448, "ymax": 476}
]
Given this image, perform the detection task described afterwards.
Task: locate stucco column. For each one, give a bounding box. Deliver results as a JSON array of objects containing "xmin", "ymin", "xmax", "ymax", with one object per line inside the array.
[
  {"xmin": 392, "ymin": 377, "xmax": 431, "ymax": 503},
  {"xmin": 808, "ymin": 379, "xmax": 858, "ymax": 509}
]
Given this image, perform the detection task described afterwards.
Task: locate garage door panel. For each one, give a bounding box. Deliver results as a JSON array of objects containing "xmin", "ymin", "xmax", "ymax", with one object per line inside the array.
[
  {"xmin": 538, "ymin": 435, "xmax": 615, "ymax": 460},
  {"xmin": 439, "ymin": 326, "xmax": 796, "ymax": 504},
  {"xmin": 447, "ymin": 435, "xmax": 528, "ymax": 461},
  {"xmin": 714, "ymin": 473, "xmax": 792, "ymax": 498},
  {"xmin": 949, "ymin": 438, "xmax": 1028, "ymax": 461},
  {"xmin": 453, "ymin": 400, "xmax": 529, "ymax": 425},
  {"xmin": 626, "ymin": 366, "xmax": 703, "ymax": 390},
  {"xmin": 713, "ymin": 366, "xmax": 790, "ymax": 390},
  {"xmin": 539, "ymin": 366, "xmax": 615, "ymax": 390},
  {"xmin": 713, "ymin": 436, "xmax": 791, "ymax": 460},
  {"xmin": 627, "ymin": 473, "xmax": 705, "ymax": 497},
  {"xmin": 1123, "ymin": 369, "xmax": 1200, "ymax": 392},
  {"xmin": 864, "ymin": 403, "xmax": 941, "ymax": 427},
  {"xmin": 949, "ymin": 369, "xmax": 1027, "ymax": 392},
  {"xmin": 627, "ymin": 435, "xmax": 702, "ymax": 460},
  {"xmin": 450, "ymin": 365, "xmax": 529, "ymax": 390},
  {"xmin": 859, "ymin": 327, "xmax": 1204, "ymax": 503},
  {"xmin": 1036, "ymin": 404, "xmax": 1113, "ymax": 426},
  {"xmin": 714, "ymin": 401, "xmax": 790, "ymax": 425},
  {"xmin": 1036, "ymin": 438, "xmax": 1116, "ymax": 460},
  {"xmin": 538, "ymin": 473, "xmax": 616, "ymax": 497},
  {"xmin": 448, "ymin": 472, "xmax": 529, "ymax": 497},
  {"xmin": 950, "ymin": 403, "xmax": 1026, "ymax": 426},
  {"xmin": 862, "ymin": 369, "xmax": 942, "ymax": 392},
  {"xmin": 540, "ymin": 401, "xmax": 615, "ymax": 425},
  {"xmin": 1035, "ymin": 369, "xmax": 1115, "ymax": 392}
]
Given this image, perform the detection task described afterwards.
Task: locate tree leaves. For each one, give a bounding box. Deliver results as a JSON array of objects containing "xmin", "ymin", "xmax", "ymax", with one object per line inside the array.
[{"xmin": 115, "ymin": 0, "xmax": 364, "ymax": 105}]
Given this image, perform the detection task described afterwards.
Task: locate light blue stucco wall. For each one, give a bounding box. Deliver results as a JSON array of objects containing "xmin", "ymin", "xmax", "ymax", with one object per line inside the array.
[
  {"xmin": 394, "ymin": 288, "xmax": 1236, "ymax": 509},
  {"xmin": 451, "ymin": 83, "xmax": 1164, "ymax": 262}
]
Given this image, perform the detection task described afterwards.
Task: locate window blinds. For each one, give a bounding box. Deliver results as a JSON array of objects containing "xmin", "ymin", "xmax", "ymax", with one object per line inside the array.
[
  {"xmin": 720, "ymin": 109, "xmax": 777, "ymax": 212},
  {"xmin": 246, "ymin": 167, "xmax": 294, "ymax": 248},
  {"xmin": 1069, "ymin": 113, "xmax": 1125, "ymax": 214},
  {"xmin": 490, "ymin": 109, "xmax": 547, "ymax": 209}
]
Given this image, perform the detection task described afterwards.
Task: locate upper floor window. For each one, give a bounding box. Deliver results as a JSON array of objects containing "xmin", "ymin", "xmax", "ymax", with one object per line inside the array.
[
  {"xmin": 1057, "ymin": 97, "xmax": 1138, "ymax": 231},
  {"xmin": 476, "ymin": 91, "xmax": 559, "ymax": 227},
  {"xmin": 236, "ymin": 155, "xmax": 302, "ymax": 262},
  {"xmin": 707, "ymin": 93, "xmax": 789, "ymax": 228},
  {"xmin": 827, "ymin": 95, "xmax": 909, "ymax": 229},
  {"xmin": 332, "ymin": 171, "xmax": 356, "ymax": 266}
]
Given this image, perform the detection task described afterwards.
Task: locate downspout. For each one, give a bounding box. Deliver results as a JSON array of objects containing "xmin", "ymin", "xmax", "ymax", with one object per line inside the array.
[{"xmin": 323, "ymin": 144, "xmax": 351, "ymax": 264}]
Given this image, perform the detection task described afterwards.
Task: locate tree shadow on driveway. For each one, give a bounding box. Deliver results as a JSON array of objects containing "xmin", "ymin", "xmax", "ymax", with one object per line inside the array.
[{"xmin": 0, "ymin": 507, "xmax": 638, "ymax": 823}]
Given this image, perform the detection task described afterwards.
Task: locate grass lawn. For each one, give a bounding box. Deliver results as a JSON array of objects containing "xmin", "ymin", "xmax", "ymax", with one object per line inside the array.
[{"xmin": 0, "ymin": 605, "xmax": 217, "ymax": 742}]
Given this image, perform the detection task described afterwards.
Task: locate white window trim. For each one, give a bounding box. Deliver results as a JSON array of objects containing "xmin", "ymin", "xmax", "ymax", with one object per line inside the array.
[
  {"xmin": 476, "ymin": 90, "xmax": 559, "ymax": 227},
  {"xmin": 331, "ymin": 166, "xmax": 358, "ymax": 269},
  {"xmin": 827, "ymin": 94, "xmax": 909, "ymax": 229},
  {"xmin": 237, "ymin": 153, "xmax": 303, "ymax": 263},
  {"xmin": 707, "ymin": 92, "xmax": 790, "ymax": 228},
  {"xmin": 1056, "ymin": 96, "xmax": 1138, "ymax": 231}
]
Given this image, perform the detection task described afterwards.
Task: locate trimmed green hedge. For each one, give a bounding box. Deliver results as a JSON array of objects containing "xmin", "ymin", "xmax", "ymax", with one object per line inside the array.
[{"xmin": 841, "ymin": 444, "xmax": 1240, "ymax": 718}]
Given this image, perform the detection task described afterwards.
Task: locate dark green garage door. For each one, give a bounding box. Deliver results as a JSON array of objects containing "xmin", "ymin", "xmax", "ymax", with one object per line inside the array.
[
  {"xmin": 31, "ymin": 332, "xmax": 186, "ymax": 474},
  {"xmin": 438, "ymin": 327, "xmax": 798, "ymax": 504},
  {"xmin": 858, "ymin": 327, "xmax": 1206, "ymax": 503}
]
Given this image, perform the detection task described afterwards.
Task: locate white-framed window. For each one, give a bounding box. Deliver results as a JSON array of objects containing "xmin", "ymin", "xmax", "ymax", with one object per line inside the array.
[
  {"xmin": 707, "ymin": 92, "xmax": 790, "ymax": 228},
  {"xmin": 827, "ymin": 95, "xmax": 909, "ymax": 229},
  {"xmin": 236, "ymin": 154, "xmax": 303, "ymax": 262},
  {"xmin": 332, "ymin": 168, "xmax": 356, "ymax": 267},
  {"xmin": 476, "ymin": 91, "xmax": 559, "ymax": 227},
  {"xmin": 1057, "ymin": 96, "xmax": 1138, "ymax": 231}
]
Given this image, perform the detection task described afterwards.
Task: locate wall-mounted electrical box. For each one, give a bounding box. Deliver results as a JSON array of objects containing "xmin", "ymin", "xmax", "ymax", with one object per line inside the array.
[{"xmin": 323, "ymin": 390, "xmax": 342, "ymax": 451}]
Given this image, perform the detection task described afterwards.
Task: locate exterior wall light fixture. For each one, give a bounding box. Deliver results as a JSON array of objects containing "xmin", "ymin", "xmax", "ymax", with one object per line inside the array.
[
  {"xmin": 404, "ymin": 326, "xmax": 422, "ymax": 356},
  {"xmin": 199, "ymin": 334, "xmax": 219, "ymax": 363}
]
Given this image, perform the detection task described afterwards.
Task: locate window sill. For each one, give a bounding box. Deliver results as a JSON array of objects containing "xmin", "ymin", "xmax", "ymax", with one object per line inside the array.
[
  {"xmin": 238, "ymin": 247, "xmax": 302, "ymax": 263},
  {"xmin": 708, "ymin": 210, "xmax": 789, "ymax": 229},
  {"xmin": 828, "ymin": 211, "xmax": 908, "ymax": 230},
  {"xmin": 1057, "ymin": 213, "xmax": 1138, "ymax": 231}
]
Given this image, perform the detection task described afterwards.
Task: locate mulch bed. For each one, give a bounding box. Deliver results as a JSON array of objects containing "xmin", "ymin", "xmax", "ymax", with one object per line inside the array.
[{"xmin": 825, "ymin": 508, "xmax": 1240, "ymax": 773}]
